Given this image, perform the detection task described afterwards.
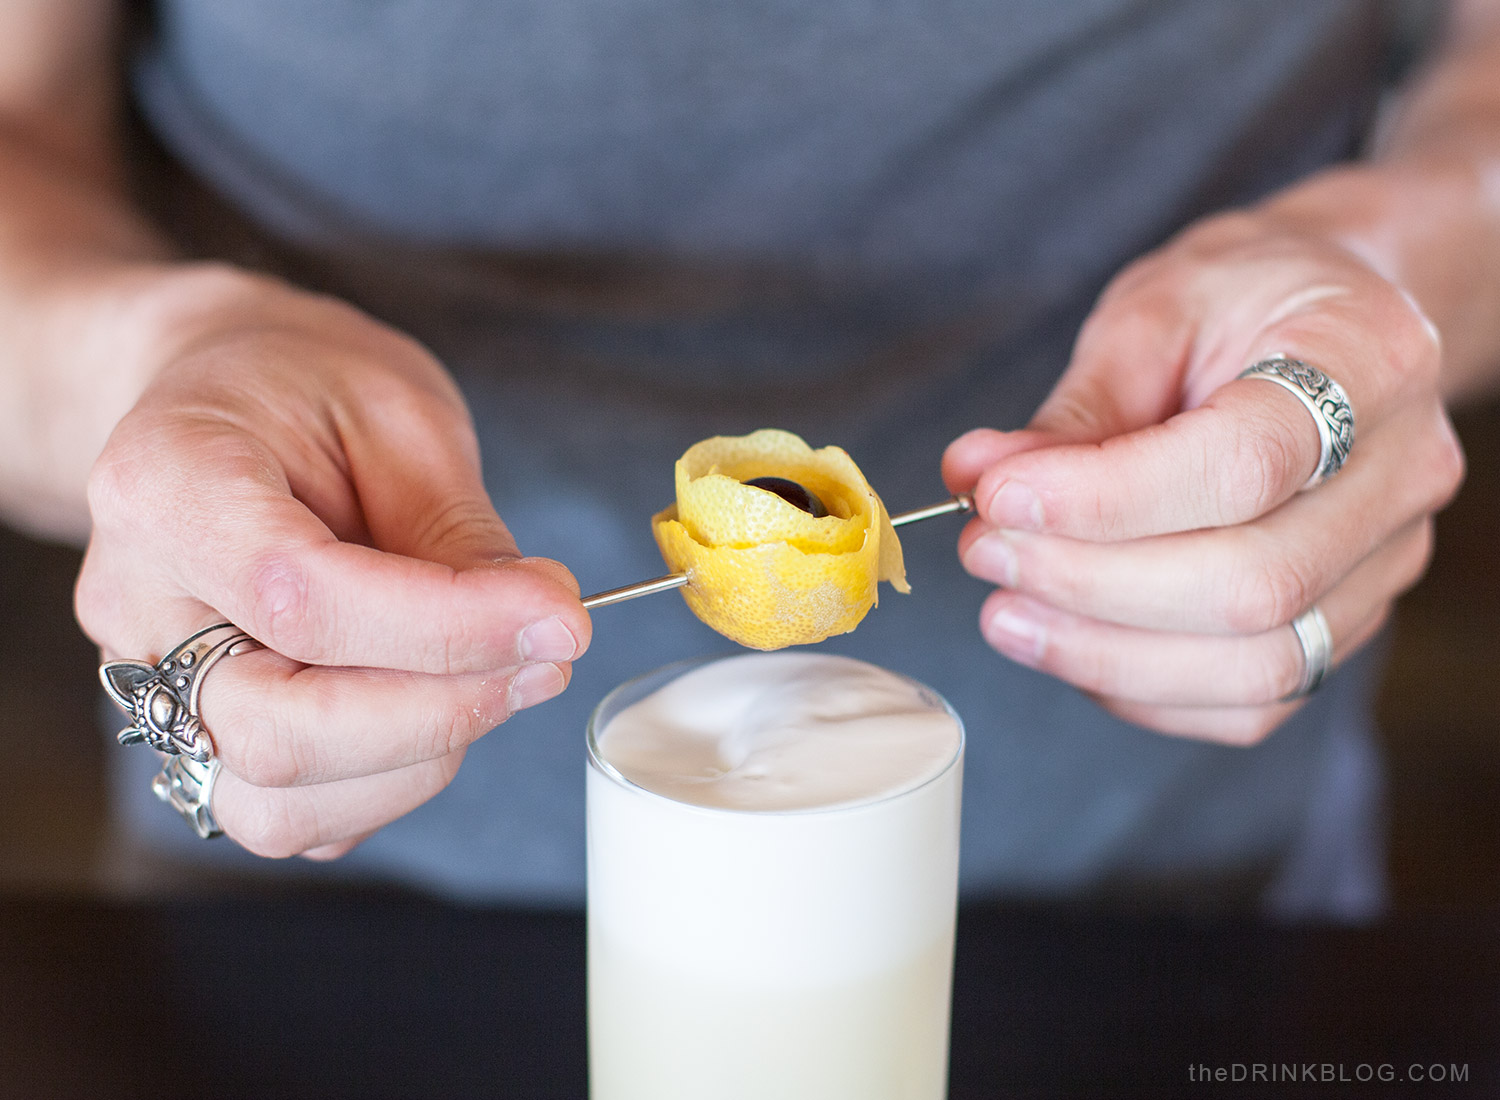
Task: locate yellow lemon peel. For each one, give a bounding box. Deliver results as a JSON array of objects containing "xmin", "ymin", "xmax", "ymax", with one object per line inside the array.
[{"xmin": 652, "ymin": 429, "xmax": 908, "ymax": 649}]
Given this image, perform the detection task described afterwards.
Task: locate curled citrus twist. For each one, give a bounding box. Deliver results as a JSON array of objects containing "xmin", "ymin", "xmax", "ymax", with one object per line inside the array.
[{"xmin": 652, "ymin": 430, "xmax": 908, "ymax": 649}]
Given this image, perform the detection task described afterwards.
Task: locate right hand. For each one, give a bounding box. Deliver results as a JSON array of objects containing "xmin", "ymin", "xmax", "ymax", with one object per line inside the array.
[{"xmin": 75, "ymin": 267, "xmax": 592, "ymax": 859}]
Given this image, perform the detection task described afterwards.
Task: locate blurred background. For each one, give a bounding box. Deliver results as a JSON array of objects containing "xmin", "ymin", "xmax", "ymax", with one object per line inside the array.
[{"xmin": 3, "ymin": 398, "xmax": 1498, "ymax": 910}]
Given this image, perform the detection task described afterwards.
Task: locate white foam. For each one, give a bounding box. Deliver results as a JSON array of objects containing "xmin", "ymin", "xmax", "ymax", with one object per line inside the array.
[{"xmin": 594, "ymin": 652, "xmax": 961, "ymax": 812}]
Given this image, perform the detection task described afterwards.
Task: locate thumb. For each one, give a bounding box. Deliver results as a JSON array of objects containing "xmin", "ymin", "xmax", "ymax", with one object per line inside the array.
[
  {"xmin": 942, "ymin": 428, "xmax": 1057, "ymax": 495},
  {"xmin": 340, "ymin": 388, "xmax": 588, "ymax": 626},
  {"xmin": 1027, "ymin": 289, "xmax": 1194, "ymax": 445},
  {"xmin": 344, "ymin": 389, "xmax": 524, "ymax": 571},
  {"xmin": 945, "ymin": 283, "xmax": 1193, "ymax": 513}
]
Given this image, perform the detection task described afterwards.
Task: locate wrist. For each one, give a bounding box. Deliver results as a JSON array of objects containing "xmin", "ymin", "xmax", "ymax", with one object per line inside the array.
[{"xmin": 0, "ymin": 260, "xmax": 288, "ymax": 541}]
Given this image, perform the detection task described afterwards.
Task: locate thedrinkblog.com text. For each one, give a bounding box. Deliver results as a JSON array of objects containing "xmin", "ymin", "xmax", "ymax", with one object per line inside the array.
[{"xmin": 1188, "ymin": 1063, "xmax": 1469, "ymax": 1085}]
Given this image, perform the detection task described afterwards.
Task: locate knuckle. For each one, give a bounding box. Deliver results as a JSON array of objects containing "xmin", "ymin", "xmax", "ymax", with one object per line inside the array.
[
  {"xmin": 137, "ymin": 262, "xmax": 279, "ymax": 332},
  {"xmin": 219, "ymin": 706, "xmax": 304, "ymax": 789},
  {"xmin": 1424, "ymin": 411, "xmax": 1467, "ymax": 509},
  {"xmin": 1086, "ymin": 486, "xmax": 1122, "ymax": 543},
  {"xmin": 301, "ymin": 840, "xmax": 357, "ymax": 862},
  {"xmin": 1180, "ymin": 209, "xmax": 1262, "ymax": 254},
  {"xmin": 421, "ymin": 607, "xmax": 483, "ymax": 678},
  {"xmin": 1220, "ymin": 708, "xmax": 1284, "ymax": 747},
  {"xmin": 1091, "ymin": 255, "xmax": 1156, "ymax": 307},
  {"xmin": 1078, "ymin": 279, "xmax": 1170, "ymax": 352},
  {"xmin": 229, "ymin": 798, "xmax": 307, "ymax": 860},
  {"xmin": 1060, "ymin": 639, "xmax": 1119, "ymax": 698},
  {"xmin": 72, "ymin": 556, "xmax": 117, "ymax": 647},
  {"xmin": 1366, "ymin": 597, "xmax": 1396, "ymax": 636},
  {"xmin": 417, "ymin": 698, "xmax": 490, "ymax": 762},
  {"xmin": 246, "ymin": 551, "xmax": 328, "ymax": 663},
  {"xmin": 1066, "ymin": 460, "xmax": 1127, "ymax": 541},
  {"xmin": 422, "ymin": 751, "xmax": 465, "ymax": 799},
  {"xmin": 1220, "ymin": 559, "xmax": 1309, "ymax": 635},
  {"xmin": 1102, "ymin": 697, "xmax": 1287, "ymax": 746},
  {"xmin": 1251, "ymin": 634, "xmax": 1305, "ymax": 706},
  {"xmin": 1037, "ymin": 563, "xmax": 1094, "ymax": 622},
  {"xmin": 1160, "ymin": 701, "xmax": 1288, "ymax": 746},
  {"xmin": 85, "ymin": 443, "xmax": 149, "ymax": 529},
  {"xmin": 1216, "ymin": 417, "xmax": 1301, "ymax": 524},
  {"xmin": 1396, "ymin": 521, "xmax": 1437, "ymax": 593},
  {"xmin": 1382, "ymin": 291, "xmax": 1443, "ymax": 390},
  {"xmin": 228, "ymin": 750, "xmax": 302, "ymax": 793},
  {"xmin": 356, "ymin": 361, "xmax": 465, "ymax": 432}
]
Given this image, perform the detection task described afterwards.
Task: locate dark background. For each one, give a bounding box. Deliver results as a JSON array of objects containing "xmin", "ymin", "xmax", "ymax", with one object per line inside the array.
[{"xmin": 2, "ymin": 400, "xmax": 1498, "ymax": 909}]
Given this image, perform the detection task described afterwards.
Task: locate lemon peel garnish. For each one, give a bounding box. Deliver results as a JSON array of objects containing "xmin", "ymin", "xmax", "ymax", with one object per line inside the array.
[{"xmin": 652, "ymin": 429, "xmax": 908, "ymax": 649}]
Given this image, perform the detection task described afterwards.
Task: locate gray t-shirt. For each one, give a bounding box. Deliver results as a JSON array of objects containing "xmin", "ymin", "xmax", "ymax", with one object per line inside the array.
[{"xmin": 118, "ymin": 0, "xmax": 1401, "ymax": 914}]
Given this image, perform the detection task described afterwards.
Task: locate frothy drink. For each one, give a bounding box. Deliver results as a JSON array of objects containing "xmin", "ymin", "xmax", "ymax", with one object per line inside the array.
[{"xmin": 586, "ymin": 653, "xmax": 964, "ymax": 1100}]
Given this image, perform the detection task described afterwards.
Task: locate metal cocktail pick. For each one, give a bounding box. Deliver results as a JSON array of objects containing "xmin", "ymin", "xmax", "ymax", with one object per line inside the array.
[{"xmin": 581, "ymin": 493, "xmax": 975, "ymax": 610}]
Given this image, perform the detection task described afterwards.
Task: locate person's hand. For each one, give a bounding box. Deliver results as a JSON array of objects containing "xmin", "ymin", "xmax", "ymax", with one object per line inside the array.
[
  {"xmin": 943, "ymin": 208, "xmax": 1465, "ymax": 744},
  {"xmin": 75, "ymin": 267, "xmax": 591, "ymax": 857}
]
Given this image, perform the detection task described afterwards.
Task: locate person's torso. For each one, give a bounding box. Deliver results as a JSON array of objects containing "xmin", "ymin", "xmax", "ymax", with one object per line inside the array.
[{"xmin": 121, "ymin": 0, "xmax": 1396, "ymax": 911}]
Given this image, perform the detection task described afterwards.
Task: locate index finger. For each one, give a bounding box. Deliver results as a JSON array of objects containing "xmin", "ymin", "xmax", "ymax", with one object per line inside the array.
[
  {"xmin": 970, "ymin": 249, "xmax": 1442, "ymax": 541},
  {"xmin": 972, "ymin": 378, "xmax": 1326, "ymax": 540},
  {"xmin": 95, "ymin": 434, "xmax": 589, "ymax": 673},
  {"xmin": 200, "ymin": 648, "xmax": 569, "ymax": 786}
]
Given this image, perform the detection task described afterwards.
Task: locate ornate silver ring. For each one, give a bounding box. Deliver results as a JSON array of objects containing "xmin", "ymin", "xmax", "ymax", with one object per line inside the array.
[
  {"xmin": 101, "ymin": 622, "xmax": 258, "ymax": 839},
  {"xmin": 1285, "ymin": 605, "xmax": 1334, "ymax": 700},
  {"xmin": 1239, "ymin": 356, "xmax": 1355, "ymax": 490},
  {"xmin": 153, "ymin": 755, "xmax": 225, "ymax": 839}
]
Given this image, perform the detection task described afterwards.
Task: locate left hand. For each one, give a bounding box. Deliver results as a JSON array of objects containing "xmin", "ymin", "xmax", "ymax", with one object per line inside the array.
[{"xmin": 943, "ymin": 207, "xmax": 1465, "ymax": 744}]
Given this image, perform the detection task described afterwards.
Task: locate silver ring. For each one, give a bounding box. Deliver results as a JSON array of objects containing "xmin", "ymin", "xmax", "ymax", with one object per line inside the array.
[
  {"xmin": 1285, "ymin": 605, "xmax": 1334, "ymax": 700},
  {"xmin": 101, "ymin": 622, "xmax": 257, "ymax": 761},
  {"xmin": 153, "ymin": 755, "xmax": 224, "ymax": 839},
  {"xmin": 101, "ymin": 622, "xmax": 258, "ymax": 839},
  {"xmin": 1239, "ymin": 356, "xmax": 1355, "ymax": 489}
]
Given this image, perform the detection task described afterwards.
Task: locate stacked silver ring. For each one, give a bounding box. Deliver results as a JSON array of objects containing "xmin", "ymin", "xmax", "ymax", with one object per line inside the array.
[
  {"xmin": 1239, "ymin": 355, "xmax": 1355, "ymax": 489},
  {"xmin": 101, "ymin": 622, "xmax": 258, "ymax": 839}
]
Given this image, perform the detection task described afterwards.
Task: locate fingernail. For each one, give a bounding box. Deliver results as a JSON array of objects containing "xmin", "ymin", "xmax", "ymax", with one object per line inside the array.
[
  {"xmin": 985, "ymin": 607, "xmax": 1045, "ymax": 665},
  {"xmin": 962, "ymin": 531, "xmax": 1019, "ymax": 587},
  {"xmin": 518, "ymin": 616, "xmax": 578, "ymax": 662},
  {"xmin": 508, "ymin": 662, "xmax": 566, "ymax": 712},
  {"xmin": 987, "ymin": 481, "xmax": 1043, "ymax": 531}
]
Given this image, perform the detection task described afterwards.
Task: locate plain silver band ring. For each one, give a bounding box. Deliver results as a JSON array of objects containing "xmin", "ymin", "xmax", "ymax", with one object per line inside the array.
[
  {"xmin": 1239, "ymin": 356, "xmax": 1355, "ymax": 490},
  {"xmin": 1285, "ymin": 605, "xmax": 1334, "ymax": 700}
]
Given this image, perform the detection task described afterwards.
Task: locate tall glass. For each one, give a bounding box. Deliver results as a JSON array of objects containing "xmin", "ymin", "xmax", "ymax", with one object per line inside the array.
[{"xmin": 586, "ymin": 656, "xmax": 964, "ymax": 1100}]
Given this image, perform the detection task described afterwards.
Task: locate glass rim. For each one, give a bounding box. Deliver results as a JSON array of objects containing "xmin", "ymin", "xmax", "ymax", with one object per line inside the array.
[{"xmin": 585, "ymin": 652, "xmax": 965, "ymax": 819}]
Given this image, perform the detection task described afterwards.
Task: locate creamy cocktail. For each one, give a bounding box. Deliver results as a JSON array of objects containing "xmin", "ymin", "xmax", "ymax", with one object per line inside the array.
[{"xmin": 586, "ymin": 652, "xmax": 964, "ymax": 1100}]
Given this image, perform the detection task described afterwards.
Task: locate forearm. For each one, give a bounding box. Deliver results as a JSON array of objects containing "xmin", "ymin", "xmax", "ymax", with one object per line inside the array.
[
  {"xmin": 1258, "ymin": 0, "xmax": 1500, "ymax": 404},
  {"xmin": 0, "ymin": 117, "xmax": 186, "ymax": 541},
  {"xmin": 0, "ymin": 0, "xmax": 174, "ymax": 540},
  {"xmin": 0, "ymin": 2, "xmax": 290, "ymax": 544}
]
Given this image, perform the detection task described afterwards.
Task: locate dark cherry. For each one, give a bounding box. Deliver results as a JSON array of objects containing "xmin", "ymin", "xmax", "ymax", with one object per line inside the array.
[{"xmin": 744, "ymin": 476, "xmax": 828, "ymax": 518}]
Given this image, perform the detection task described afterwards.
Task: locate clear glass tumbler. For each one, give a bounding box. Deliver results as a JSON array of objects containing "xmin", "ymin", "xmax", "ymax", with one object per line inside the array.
[{"xmin": 586, "ymin": 655, "xmax": 964, "ymax": 1100}]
